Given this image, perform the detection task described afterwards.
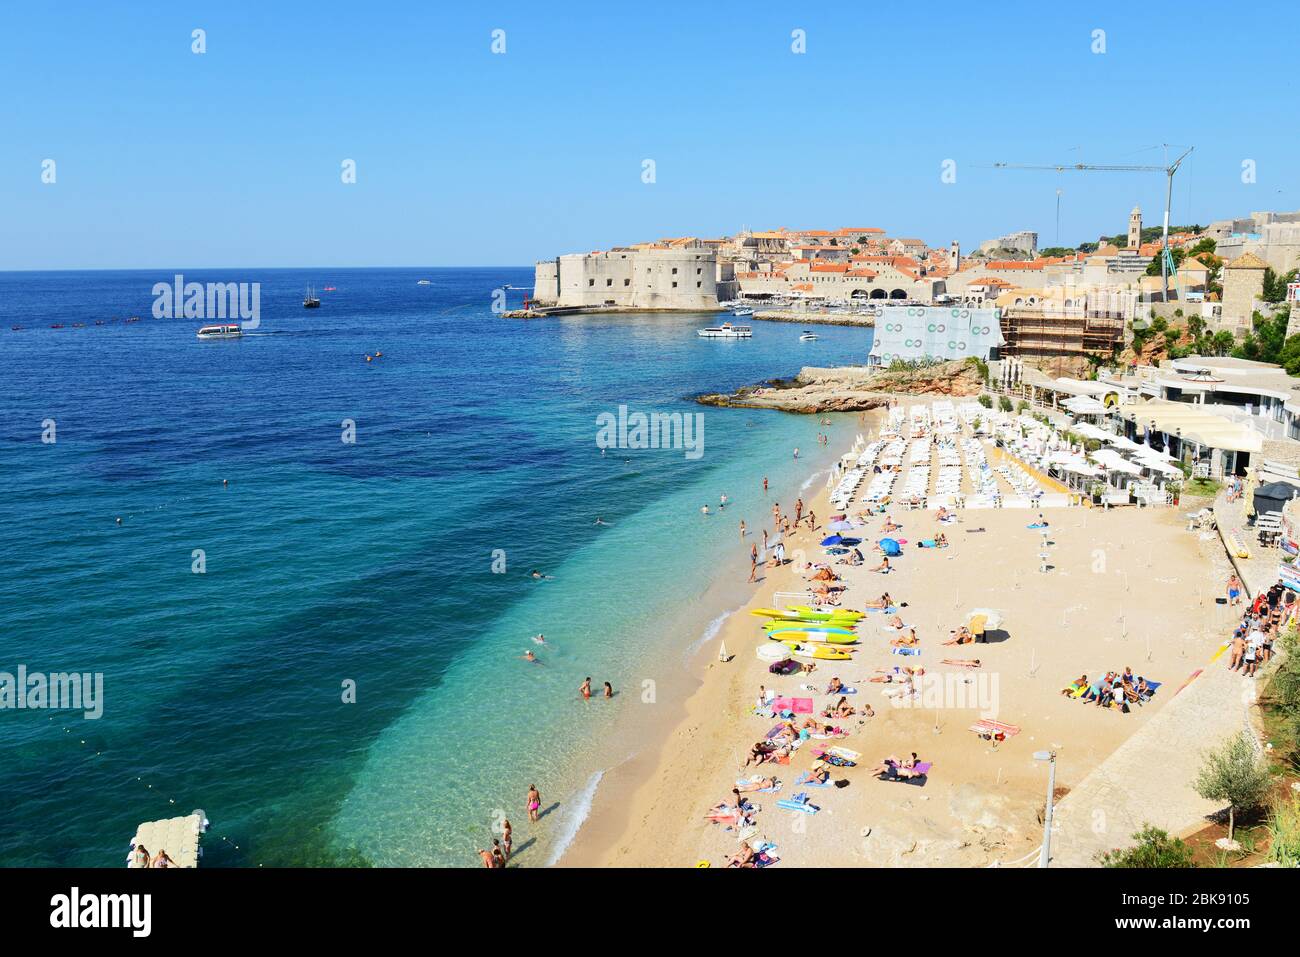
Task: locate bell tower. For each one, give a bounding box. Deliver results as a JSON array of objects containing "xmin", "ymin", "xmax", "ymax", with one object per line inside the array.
[{"xmin": 1128, "ymin": 206, "xmax": 1142, "ymax": 250}]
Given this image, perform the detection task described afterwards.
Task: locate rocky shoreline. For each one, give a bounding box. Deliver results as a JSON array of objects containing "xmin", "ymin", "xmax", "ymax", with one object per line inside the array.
[
  {"xmin": 694, "ymin": 359, "xmax": 984, "ymax": 414},
  {"xmin": 753, "ymin": 310, "xmax": 876, "ymax": 327}
]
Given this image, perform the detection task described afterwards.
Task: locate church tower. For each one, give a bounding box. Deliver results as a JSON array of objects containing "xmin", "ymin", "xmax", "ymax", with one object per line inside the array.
[
  {"xmin": 1128, "ymin": 206, "xmax": 1142, "ymax": 250},
  {"xmin": 949, "ymin": 240, "xmax": 960, "ymax": 271}
]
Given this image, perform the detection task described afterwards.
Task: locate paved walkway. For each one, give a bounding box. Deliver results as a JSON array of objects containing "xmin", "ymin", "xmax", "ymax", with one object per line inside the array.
[{"xmin": 1048, "ymin": 640, "xmax": 1253, "ymax": 865}]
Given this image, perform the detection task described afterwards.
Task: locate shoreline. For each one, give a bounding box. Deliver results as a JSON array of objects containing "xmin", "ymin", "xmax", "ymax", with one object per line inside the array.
[{"xmin": 558, "ymin": 412, "xmax": 877, "ymax": 866}]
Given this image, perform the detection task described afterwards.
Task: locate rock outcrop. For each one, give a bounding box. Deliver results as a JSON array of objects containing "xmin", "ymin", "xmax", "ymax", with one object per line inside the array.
[{"xmin": 695, "ymin": 359, "xmax": 984, "ymax": 414}]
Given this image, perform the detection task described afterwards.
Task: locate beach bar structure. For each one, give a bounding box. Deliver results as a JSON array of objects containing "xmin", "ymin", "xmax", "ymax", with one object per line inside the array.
[
  {"xmin": 127, "ymin": 810, "xmax": 208, "ymax": 868},
  {"xmin": 1118, "ymin": 399, "xmax": 1263, "ymax": 478}
]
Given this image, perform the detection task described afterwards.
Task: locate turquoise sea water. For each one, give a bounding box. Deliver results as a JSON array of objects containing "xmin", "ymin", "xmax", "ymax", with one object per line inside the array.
[{"xmin": 0, "ymin": 268, "xmax": 872, "ymax": 866}]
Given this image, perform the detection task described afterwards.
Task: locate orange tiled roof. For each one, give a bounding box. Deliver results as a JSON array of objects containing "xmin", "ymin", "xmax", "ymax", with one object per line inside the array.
[
  {"xmin": 985, "ymin": 260, "xmax": 1045, "ymax": 270},
  {"xmin": 846, "ymin": 268, "xmax": 878, "ymax": 278},
  {"xmin": 810, "ymin": 263, "xmax": 850, "ymax": 273}
]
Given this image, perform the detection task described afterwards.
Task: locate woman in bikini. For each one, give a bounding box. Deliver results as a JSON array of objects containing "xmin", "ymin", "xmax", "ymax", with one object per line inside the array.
[{"xmin": 526, "ymin": 785, "xmax": 541, "ymax": 822}]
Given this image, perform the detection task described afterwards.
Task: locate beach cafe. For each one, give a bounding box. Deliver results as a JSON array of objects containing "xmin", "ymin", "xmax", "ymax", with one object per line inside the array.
[{"xmin": 1117, "ymin": 399, "xmax": 1265, "ymax": 479}]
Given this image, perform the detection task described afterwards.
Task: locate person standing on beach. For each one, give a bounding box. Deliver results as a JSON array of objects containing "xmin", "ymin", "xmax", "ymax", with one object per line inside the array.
[
  {"xmin": 527, "ymin": 785, "xmax": 541, "ymax": 822},
  {"xmin": 795, "ymin": 498, "xmax": 804, "ymax": 524},
  {"xmin": 1227, "ymin": 574, "xmax": 1242, "ymax": 606},
  {"xmin": 580, "ymin": 677, "xmax": 592, "ymax": 700},
  {"xmin": 807, "ymin": 509, "xmax": 815, "ymax": 531},
  {"xmin": 739, "ymin": 519, "xmax": 747, "ymax": 539},
  {"xmin": 478, "ymin": 848, "xmax": 496, "ymax": 868},
  {"xmin": 748, "ymin": 546, "xmax": 758, "ymax": 583},
  {"xmin": 501, "ymin": 819, "xmax": 513, "ymax": 861},
  {"xmin": 772, "ymin": 502, "xmax": 780, "ymax": 527}
]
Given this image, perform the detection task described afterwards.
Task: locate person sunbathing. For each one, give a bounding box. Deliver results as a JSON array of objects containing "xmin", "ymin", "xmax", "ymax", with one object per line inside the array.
[
  {"xmin": 889, "ymin": 629, "xmax": 919, "ymax": 648},
  {"xmin": 811, "ymin": 567, "xmax": 839, "ymax": 583},
  {"xmin": 942, "ymin": 658, "xmax": 981, "ymax": 668},
  {"xmin": 1061, "ymin": 674, "xmax": 1088, "ymax": 696},
  {"xmin": 803, "ymin": 766, "xmax": 830, "ymax": 785},
  {"xmin": 823, "ymin": 697, "xmax": 855, "ymax": 718},
  {"xmin": 943, "ymin": 626, "xmax": 973, "ymax": 646},
  {"xmin": 870, "ymin": 557, "xmax": 891, "ymax": 573},
  {"xmin": 826, "ymin": 677, "xmax": 844, "ymax": 695},
  {"xmin": 865, "ymin": 593, "xmax": 893, "ymax": 609},
  {"xmin": 725, "ymin": 841, "xmax": 757, "ymax": 868},
  {"xmin": 935, "ymin": 532, "xmax": 948, "ymax": 547},
  {"xmin": 867, "ymin": 754, "xmax": 921, "ymax": 778},
  {"xmin": 871, "ymin": 666, "xmax": 922, "ymax": 683},
  {"xmin": 881, "ymin": 516, "xmax": 901, "ymax": 533},
  {"xmin": 735, "ymin": 777, "xmax": 777, "ymax": 793},
  {"xmin": 884, "ymin": 614, "xmax": 907, "ymax": 630},
  {"xmin": 744, "ymin": 742, "xmax": 776, "ymax": 767}
]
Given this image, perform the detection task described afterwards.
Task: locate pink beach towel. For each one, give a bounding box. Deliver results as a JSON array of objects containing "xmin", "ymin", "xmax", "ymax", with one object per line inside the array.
[{"xmin": 772, "ymin": 696, "xmax": 814, "ymax": 714}]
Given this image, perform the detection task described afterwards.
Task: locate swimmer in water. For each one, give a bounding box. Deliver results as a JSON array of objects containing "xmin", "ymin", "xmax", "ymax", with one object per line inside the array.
[
  {"xmin": 701, "ymin": 505, "xmax": 710, "ymax": 516},
  {"xmin": 115, "ymin": 517, "xmax": 122, "ymax": 526},
  {"xmin": 529, "ymin": 570, "xmax": 554, "ymax": 581},
  {"xmin": 580, "ymin": 677, "xmax": 592, "ymax": 700},
  {"xmin": 523, "ymin": 650, "xmax": 539, "ymax": 662},
  {"xmin": 603, "ymin": 681, "xmax": 613, "ymax": 698},
  {"xmin": 531, "ymin": 634, "xmax": 547, "ymax": 646},
  {"xmin": 594, "ymin": 517, "xmax": 610, "ymax": 526}
]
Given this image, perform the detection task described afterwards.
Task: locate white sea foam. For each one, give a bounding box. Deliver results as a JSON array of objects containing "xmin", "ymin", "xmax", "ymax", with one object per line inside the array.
[
  {"xmin": 800, "ymin": 469, "xmax": 827, "ymax": 493},
  {"xmin": 685, "ymin": 607, "xmax": 741, "ymax": 663},
  {"xmin": 545, "ymin": 768, "xmax": 604, "ymax": 866}
]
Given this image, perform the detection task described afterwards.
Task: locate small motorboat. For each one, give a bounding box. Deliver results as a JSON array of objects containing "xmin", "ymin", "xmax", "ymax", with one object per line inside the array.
[
  {"xmin": 732, "ymin": 306, "xmax": 755, "ymax": 317},
  {"xmin": 698, "ymin": 322, "xmax": 752, "ymax": 339},
  {"xmin": 416, "ymin": 279, "xmax": 432, "ymax": 285},
  {"xmin": 196, "ymin": 324, "xmax": 242, "ymax": 340},
  {"xmin": 799, "ymin": 330, "xmax": 819, "ymax": 341}
]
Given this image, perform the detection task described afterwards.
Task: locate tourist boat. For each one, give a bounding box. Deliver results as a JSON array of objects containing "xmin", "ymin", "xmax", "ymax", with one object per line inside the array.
[
  {"xmin": 732, "ymin": 306, "xmax": 755, "ymax": 317},
  {"xmin": 698, "ymin": 322, "xmax": 752, "ymax": 339},
  {"xmin": 196, "ymin": 324, "xmax": 242, "ymax": 340},
  {"xmin": 303, "ymin": 285, "xmax": 321, "ymax": 308},
  {"xmin": 799, "ymin": 330, "xmax": 819, "ymax": 341}
]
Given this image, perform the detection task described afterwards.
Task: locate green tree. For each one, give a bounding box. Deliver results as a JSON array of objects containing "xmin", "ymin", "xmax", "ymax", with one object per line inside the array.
[
  {"xmin": 1189, "ymin": 237, "xmax": 1217, "ymax": 257},
  {"xmin": 1211, "ymin": 330, "xmax": 1235, "ymax": 356},
  {"xmin": 1145, "ymin": 246, "xmax": 1186, "ymax": 277},
  {"xmin": 1262, "ymin": 267, "xmax": 1299, "ymax": 303},
  {"xmin": 1187, "ymin": 314, "xmax": 1204, "ymax": 340},
  {"xmin": 997, "ymin": 395, "xmax": 1013, "ymax": 413},
  {"xmin": 1193, "ymin": 732, "xmax": 1273, "ymax": 840},
  {"xmin": 977, "ymin": 393, "xmax": 992, "ymax": 409},
  {"xmin": 1098, "ymin": 825, "xmax": 1196, "ymax": 868}
]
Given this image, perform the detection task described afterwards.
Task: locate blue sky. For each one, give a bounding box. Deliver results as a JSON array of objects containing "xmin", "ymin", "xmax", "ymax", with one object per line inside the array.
[{"xmin": 0, "ymin": 1, "xmax": 1290, "ymax": 269}]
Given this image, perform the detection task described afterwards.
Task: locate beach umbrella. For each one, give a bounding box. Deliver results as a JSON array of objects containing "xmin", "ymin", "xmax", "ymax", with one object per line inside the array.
[
  {"xmin": 967, "ymin": 607, "xmax": 1004, "ymax": 629},
  {"xmin": 820, "ymin": 534, "xmax": 844, "ymax": 547},
  {"xmin": 878, "ymin": 538, "xmax": 901, "ymax": 556}
]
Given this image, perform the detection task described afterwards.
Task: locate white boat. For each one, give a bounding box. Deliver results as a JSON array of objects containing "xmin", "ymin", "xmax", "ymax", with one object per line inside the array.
[
  {"xmin": 698, "ymin": 322, "xmax": 752, "ymax": 339},
  {"xmin": 416, "ymin": 279, "xmax": 432, "ymax": 285},
  {"xmin": 732, "ymin": 306, "xmax": 755, "ymax": 317},
  {"xmin": 799, "ymin": 330, "xmax": 819, "ymax": 341},
  {"xmin": 196, "ymin": 324, "xmax": 241, "ymax": 340}
]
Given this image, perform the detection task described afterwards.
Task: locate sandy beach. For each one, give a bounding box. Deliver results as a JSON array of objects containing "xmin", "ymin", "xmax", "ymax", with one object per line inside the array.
[{"xmin": 562, "ymin": 401, "xmax": 1239, "ymax": 868}]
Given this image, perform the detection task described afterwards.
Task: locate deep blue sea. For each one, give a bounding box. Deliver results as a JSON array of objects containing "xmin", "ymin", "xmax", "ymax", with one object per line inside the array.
[{"xmin": 0, "ymin": 268, "xmax": 872, "ymax": 866}]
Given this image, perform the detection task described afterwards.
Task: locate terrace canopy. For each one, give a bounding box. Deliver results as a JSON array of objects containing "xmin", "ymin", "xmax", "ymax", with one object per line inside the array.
[
  {"xmin": 1120, "ymin": 401, "xmax": 1264, "ymax": 454},
  {"xmin": 1062, "ymin": 395, "xmax": 1108, "ymax": 416},
  {"xmin": 1090, "ymin": 448, "xmax": 1142, "ymax": 476}
]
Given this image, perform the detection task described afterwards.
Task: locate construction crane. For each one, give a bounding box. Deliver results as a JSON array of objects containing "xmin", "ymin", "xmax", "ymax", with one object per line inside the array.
[{"xmin": 992, "ymin": 146, "xmax": 1194, "ymax": 301}]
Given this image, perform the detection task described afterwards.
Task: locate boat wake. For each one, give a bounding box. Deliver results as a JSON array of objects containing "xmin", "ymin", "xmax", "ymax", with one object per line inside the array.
[{"xmin": 544, "ymin": 768, "xmax": 604, "ymax": 866}]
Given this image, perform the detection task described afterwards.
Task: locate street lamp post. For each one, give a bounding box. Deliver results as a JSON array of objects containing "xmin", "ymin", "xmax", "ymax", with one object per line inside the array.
[{"xmin": 1035, "ymin": 750, "xmax": 1057, "ymax": 867}]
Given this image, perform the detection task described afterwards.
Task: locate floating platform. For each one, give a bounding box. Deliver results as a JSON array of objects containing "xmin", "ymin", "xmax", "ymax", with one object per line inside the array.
[{"xmin": 126, "ymin": 809, "xmax": 208, "ymax": 868}]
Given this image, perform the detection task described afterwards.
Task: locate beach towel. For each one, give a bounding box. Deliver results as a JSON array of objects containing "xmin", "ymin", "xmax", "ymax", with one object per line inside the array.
[
  {"xmin": 795, "ymin": 772, "xmax": 834, "ymax": 788},
  {"xmin": 813, "ymin": 746, "xmax": 860, "ymax": 762},
  {"xmin": 882, "ymin": 759, "xmax": 932, "ymax": 780},
  {"xmin": 776, "ymin": 797, "xmax": 819, "ymax": 814},
  {"xmin": 969, "ymin": 719, "xmax": 1020, "ymax": 738},
  {"xmin": 891, "ymin": 646, "xmax": 921, "ymax": 656},
  {"xmin": 772, "ymin": 696, "xmax": 814, "ymax": 715}
]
